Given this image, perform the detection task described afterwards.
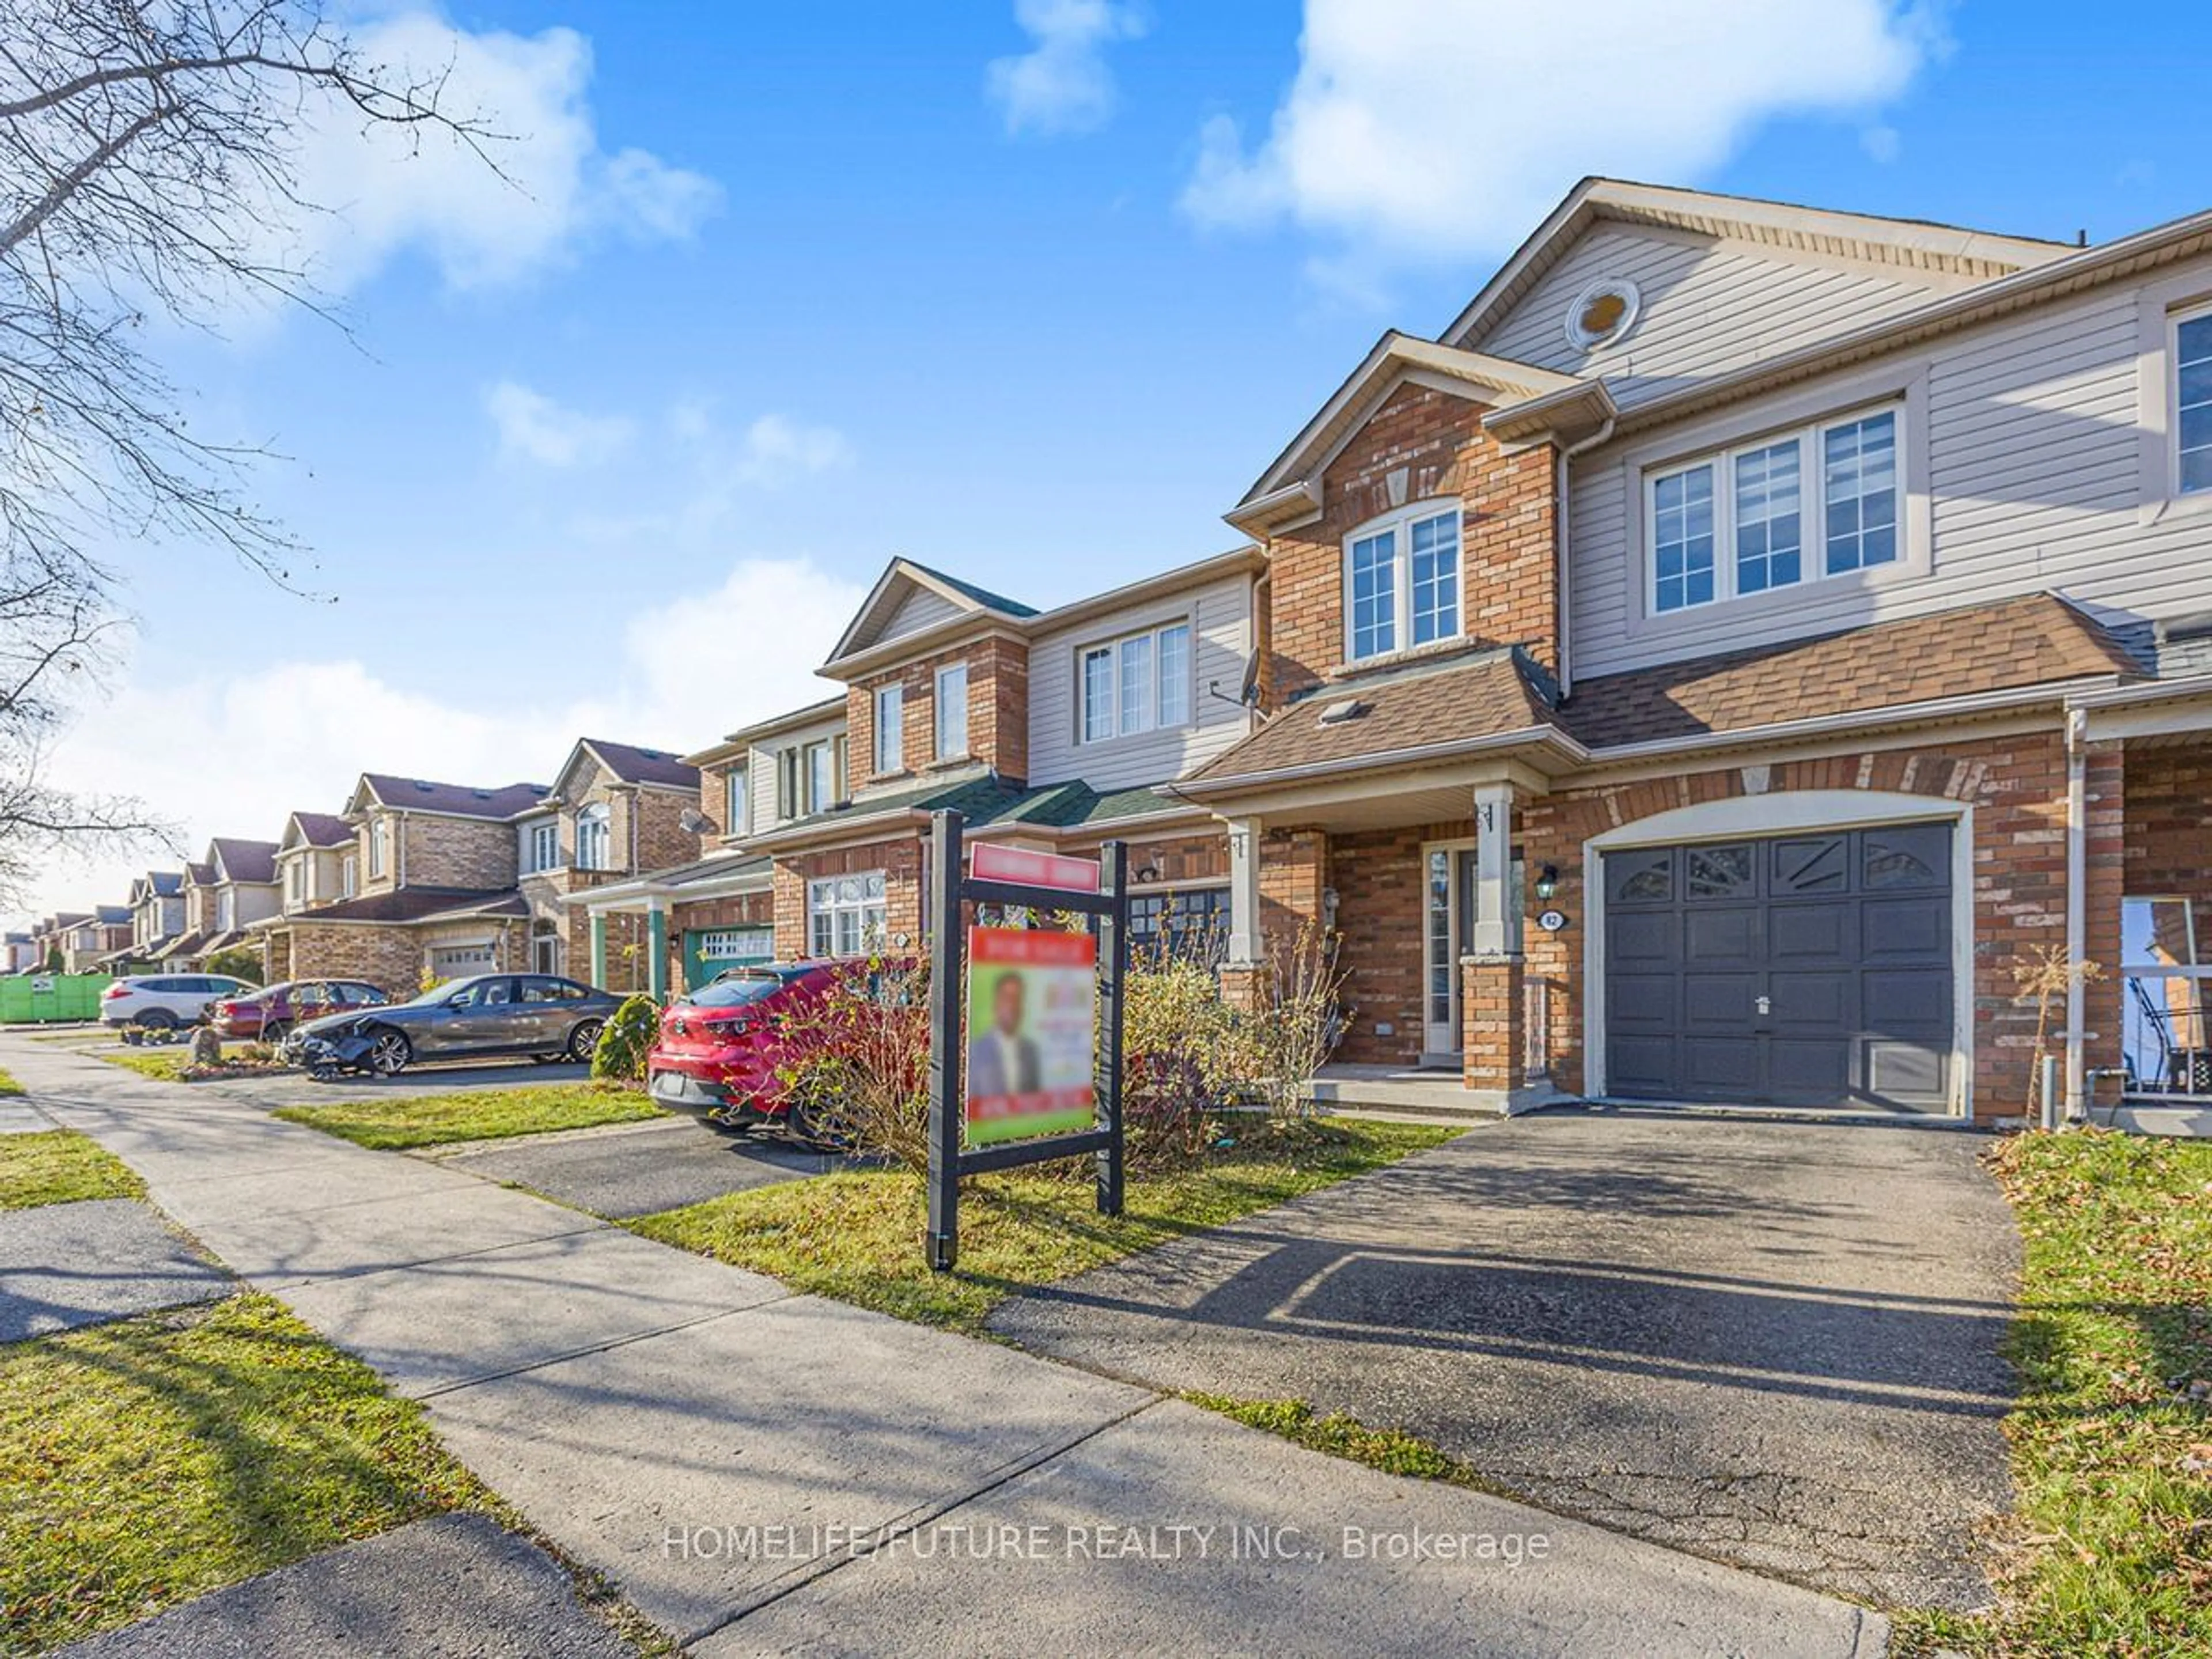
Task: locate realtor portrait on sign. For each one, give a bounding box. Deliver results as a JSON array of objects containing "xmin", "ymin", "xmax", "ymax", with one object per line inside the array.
[{"xmin": 964, "ymin": 926, "xmax": 1097, "ymax": 1145}]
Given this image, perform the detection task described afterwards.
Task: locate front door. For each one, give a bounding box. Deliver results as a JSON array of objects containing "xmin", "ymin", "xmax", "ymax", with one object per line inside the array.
[{"xmin": 1421, "ymin": 844, "xmax": 1522, "ymax": 1062}]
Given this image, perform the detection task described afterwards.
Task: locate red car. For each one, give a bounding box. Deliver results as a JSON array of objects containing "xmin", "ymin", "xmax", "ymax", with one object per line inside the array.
[
  {"xmin": 646, "ymin": 962, "xmax": 840, "ymax": 1129},
  {"xmin": 212, "ymin": 978, "xmax": 390, "ymax": 1043}
]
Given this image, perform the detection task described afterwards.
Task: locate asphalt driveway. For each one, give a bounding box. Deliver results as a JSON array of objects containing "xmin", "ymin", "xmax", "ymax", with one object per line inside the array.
[{"xmin": 990, "ymin": 1107, "xmax": 2020, "ymax": 1611}]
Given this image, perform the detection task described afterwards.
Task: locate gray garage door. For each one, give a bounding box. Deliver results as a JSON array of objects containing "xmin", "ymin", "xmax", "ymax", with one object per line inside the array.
[{"xmin": 1603, "ymin": 824, "xmax": 1955, "ymax": 1111}]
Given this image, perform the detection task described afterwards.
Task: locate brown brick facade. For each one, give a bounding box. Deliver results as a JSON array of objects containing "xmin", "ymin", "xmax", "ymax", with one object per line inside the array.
[
  {"xmin": 846, "ymin": 635, "xmax": 1031, "ymax": 793},
  {"xmin": 1263, "ymin": 381, "xmax": 1559, "ymax": 703},
  {"xmin": 771, "ymin": 836, "xmax": 926, "ymax": 961}
]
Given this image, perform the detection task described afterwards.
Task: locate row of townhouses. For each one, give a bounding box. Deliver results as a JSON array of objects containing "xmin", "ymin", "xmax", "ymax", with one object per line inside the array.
[{"xmin": 24, "ymin": 178, "xmax": 2212, "ymax": 1121}]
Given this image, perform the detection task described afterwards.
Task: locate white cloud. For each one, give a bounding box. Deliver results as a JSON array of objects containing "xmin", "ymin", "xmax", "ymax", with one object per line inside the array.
[
  {"xmin": 15, "ymin": 558, "xmax": 868, "ymax": 927},
  {"xmin": 1182, "ymin": 0, "xmax": 1938, "ymax": 281},
  {"xmin": 259, "ymin": 14, "xmax": 722, "ymax": 294},
  {"xmin": 1861, "ymin": 123, "xmax": 1903, "ymax": 164},
  {"xmin": 484, "ymin": 381, "xmax": 635, "ymax": 467},
  {"xmin": 986, "ymin": 0, "xmax": 1147, "ymax": 137},
  {"xmin": 731, "ymin": 414, "xmax": 856, "ymax": 487}
]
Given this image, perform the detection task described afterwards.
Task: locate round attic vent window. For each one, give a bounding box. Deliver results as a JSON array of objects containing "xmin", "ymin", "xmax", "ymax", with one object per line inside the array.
[{"xmin": 1565, "ymin": 278, "xmax": 1641, "ymax": 351}]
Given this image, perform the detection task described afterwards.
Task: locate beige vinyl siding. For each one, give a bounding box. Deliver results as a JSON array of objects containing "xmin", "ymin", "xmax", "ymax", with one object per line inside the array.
[
  {"xmin": 1566, "ymin": 270, "xmax": 2212, "ymax": 680},
  {"xmin": 874, "ymin": 584, "xmax": 963, "ymax": 646},
  {"xmin": 1029, "ymin": 573, "xmax": 1255, "ymax": 791},
  {"xmin": 1475, "ymin": 225, "xmax": 1960, "ymax": 411},
  {"xmin": 747, "ymin": 715, "xmax": 846, "ymax": 828}
]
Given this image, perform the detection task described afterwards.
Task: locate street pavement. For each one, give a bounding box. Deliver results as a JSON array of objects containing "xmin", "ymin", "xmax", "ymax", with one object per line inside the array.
[{"xmin": 3, "ymin": 1033, "xmax": 1892, "ymax": 1658}]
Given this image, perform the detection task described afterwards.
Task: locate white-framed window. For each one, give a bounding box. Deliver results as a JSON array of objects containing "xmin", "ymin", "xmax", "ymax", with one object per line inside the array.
[
  {"xmin": 340, "ymin": 854, "xmax": 357, "ymax": 897},
  {"xmin": 805, "ymin": 739, "xmax": 838, "ymax": 814},
  {"xmin": 575, "ymin": 803, "xmax": 612, "ymax": 871},
  {"xmin": 1647, "ymin": 404, "xmax": 1900, "ymax": 616},
  {"xmin": 697, "ymin": 926, "xmax": 773, "ymax": 963},
  {"xmin": 874, "ymin": 683, "xmax": 904, "ymax": 775},
  {"xmin": 1078, "ymin": 620, "xmax": 1193, "ymax": 743},
  {"xmin": 368, "ymin": 819, "xmax": 389, "ymax": 878},
  {"xmin": 523, "ymin": 819, "xmax": 559, "ymax": 874},
  {"xmin": 725, "ymin": 764, "xmax": 750, "ymax": 837},
  {"xmin": 808, "ymin": 872, "xmax": 886, "ymax": 958},
  {"xmin": 217, "ymin": 889, "xmax": 234, "ymax": 931},
  {"xmin": 286, "ymin": 861, "xmax": 304, "ymax": 905},
  {"xmin": 2176, "ymin": 306, "xmax": 2212, "ymax": 496},
  {"xmin": 1342, "ymin": 502, "xmax": 1461, "ymax": 663},
  {"xmin": 934, "ymin": 662, "xmax": 968, "ymax": 760}
]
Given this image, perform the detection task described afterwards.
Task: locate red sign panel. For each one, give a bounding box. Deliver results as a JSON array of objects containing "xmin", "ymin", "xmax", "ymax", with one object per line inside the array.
[{"xmin": 969, "ymin": 843, "xmax": 1100, "ymax": 895}]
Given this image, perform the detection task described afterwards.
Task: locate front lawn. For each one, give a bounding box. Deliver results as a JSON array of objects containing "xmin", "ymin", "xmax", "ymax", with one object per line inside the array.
[
  {"xmin": 274, "ymin": 1082, "xmax": 663, "ymax": 1150},
  {"xmin": 95, "ymin": 1048, "xmax": 191, "ymax": 1082},
  {"xmin": 0, "ymin": 1294, "xmax": 490, "ymax": 1653},
  {"xmin": 628, "ymin": 1118, "xmax": 1456, "ymax": 1332},
  {"xmin": 0, "ymin": 1129, "xmax": 144, "ymax": 1210},
  {"xmin": 0, "ymin": 1065, "xmax": 22, "ymax": 1095},
  {"xmin": 1896, "ymin": 1130, "xmax": 2212, "ymax": 1656}
]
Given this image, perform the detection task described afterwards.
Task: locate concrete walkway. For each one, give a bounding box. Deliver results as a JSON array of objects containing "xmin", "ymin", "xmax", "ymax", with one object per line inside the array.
[{"xmin": 2, "ymin": 1035, "xmax": 1891, "ymax": 1658}]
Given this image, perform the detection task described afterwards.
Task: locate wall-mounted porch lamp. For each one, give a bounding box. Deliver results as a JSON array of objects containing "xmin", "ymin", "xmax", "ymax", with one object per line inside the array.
[{"xmin": 1533, "ymin": 864, "xmax": 1559, "ymax": 902}]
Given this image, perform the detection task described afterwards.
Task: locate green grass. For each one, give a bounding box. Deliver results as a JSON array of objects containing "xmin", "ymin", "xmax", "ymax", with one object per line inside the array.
[
  {"xmin": 0, "ymin": 1065, "xmax": 21, "ymax": 1096},
  {"xmin": 0, "ymin": 1294, "xmax": 492, "ymax": 1654},
  {"xmin": 628, "ymin": 1118, "xmax": 1456, "ymax": 1333},
  {"xmin": 94, "ymin": 1048, "xmax": 191, "ymax": 1082},
  {"xmin": 0, "ymin": 1130, "xmax": 143, "ymax": 1210},
  {"xmin": 1895, "ymin": 1130, "xmax": 2212, "ymax": 1657},
  {"xmin": 274, "ymin": 1082, "xmax": 663, "ymax": 1150}
]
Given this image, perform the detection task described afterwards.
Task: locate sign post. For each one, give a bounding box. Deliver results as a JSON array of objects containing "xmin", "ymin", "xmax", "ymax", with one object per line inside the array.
[{"xmin": 925, "ymin": 808, "xmax": 1127, "ymax": 1272}]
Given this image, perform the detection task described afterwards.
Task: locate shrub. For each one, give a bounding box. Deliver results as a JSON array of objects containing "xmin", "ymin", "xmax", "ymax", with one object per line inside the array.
[
  {"xmin": 773, "ymin": 955, "xmax": 931, "ymax": 1168},
  {"xmin": 1239, "ymin": 920, "xmax": 1349, "ymax": 1120},
  {"xmin": 592, "ymin": 994, "xmax": 660, "ymax": 1084},
  {"xmin": 203, "ymin": 945, "xmax": 263, "ymax": 985},
  {"xmin": 1120, "ymin": 950, "xmax": 1241, "ymax": 1169}
]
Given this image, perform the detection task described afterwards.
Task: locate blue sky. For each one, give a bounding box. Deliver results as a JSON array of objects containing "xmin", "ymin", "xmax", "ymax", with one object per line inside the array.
[{"xmin": 29, "ymin": 0, "xmax": 2210, "ymax": 920}]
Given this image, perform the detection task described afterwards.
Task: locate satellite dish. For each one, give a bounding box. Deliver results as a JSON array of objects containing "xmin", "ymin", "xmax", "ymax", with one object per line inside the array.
[
  {"xmin": 679, "ymin": 808, "xmax": 718, "ymax": 836},
  {"xmin": 1238, "ymin": 646, "xmax": 1262, "ymax": 707}
]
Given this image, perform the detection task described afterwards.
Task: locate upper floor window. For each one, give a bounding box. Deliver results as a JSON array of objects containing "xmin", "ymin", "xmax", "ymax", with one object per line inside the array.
[
  {"xmin": 340, "ymin": 854, "xmax": 357, "ymax": 897},
  {"xmin": 575, "ymin": 803, "xmax": 612, "ymax": 871},
  {"xmin": 934, "ymin": 662, "xmax": 968, "ymax": 760},
  {"xmin": 1648, "ymin": 405, "xmax": 1899, "ymax": 616},
  {"xmin": 725, "ymin": 764, "xmax": 749, "ymax": 837},
  {"xmin": 807, "ymin": 738, "xmax": 839, "ymax": 813},
  {"xmin": 2178, "ymin": 309, "xmax": 2212, "ymax": 495},
  {"xmin": 368, "ymin": 819, "xmax": 389, "ymax": 878},
  {"xmin": 874, "ymin": 683, "xmax": 904, "ymax": 775},
  {"xmin": 1080, "ymin": 620, "xmax": 1191, "ymax": 744},
  {"xmin": 286, "ymin": 862, "xmax": 304, "ymax": 904},
  {"xmin": 1344, "ymin": 503, "xmax": 1460, "ymax": 662},
  {"xmin": 217, "ymin": 890, "xmax": 234, "ymax": 931},
  {"xmin": 524, "ymin": 819, "xmax": 559, "ymax": 873}
]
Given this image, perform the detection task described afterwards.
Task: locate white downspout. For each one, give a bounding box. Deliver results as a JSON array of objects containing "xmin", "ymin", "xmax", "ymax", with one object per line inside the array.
[
  {"xmin": 2064, "ymin": 705, "xmax": 2088, "ymax": 1123},
  {"xmin": 1554, "ymin": 417, "xmax": 1615, "ymax": 698}
]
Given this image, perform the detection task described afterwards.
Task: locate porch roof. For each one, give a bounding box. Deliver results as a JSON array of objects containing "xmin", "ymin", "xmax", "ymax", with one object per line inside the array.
[
  {"xmin": 257, "ymin": 887, "xmax": 523, "ymax": 927},
  {"xmin": 1181, "ymin": 591, "xmax": 2139, "ymax": 804}
]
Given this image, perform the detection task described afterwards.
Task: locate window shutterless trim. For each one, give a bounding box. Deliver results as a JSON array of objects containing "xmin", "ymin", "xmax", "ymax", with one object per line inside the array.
[
  {"xmin": 934, "ymin": 661, "xmax": 969, "ymax": 760},
  {"xmin": 1642, "ymin": 400, "xmax": 1904, "ymax": 619},
  {"xmin": 1074, "ymin": 618, "xmax": 1195, "ymax": 745},
  {"xmin": 1339, "ymin": 499, "xmax": 1463, "ymax": 666}
]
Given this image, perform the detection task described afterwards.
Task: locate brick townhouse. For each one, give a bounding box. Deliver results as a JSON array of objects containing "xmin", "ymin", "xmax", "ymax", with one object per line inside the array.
[
  {"xmin": 582, "ymin": 555, "xmax": 1264, "ymax": 991},
  {"xmin": 1168, "ymin": 177, "xmax": 2212, "ymax": 1122},
  {"xmin": 254, "ymin": 739, "xmax": 697, "ymax": 996},
  {"xmin": 177, "ymin": 839, "xmax": 280, "ymax": 968}
]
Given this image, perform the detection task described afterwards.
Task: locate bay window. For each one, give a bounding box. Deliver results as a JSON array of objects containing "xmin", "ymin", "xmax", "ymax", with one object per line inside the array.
[
  {"xmin": 808, "ymin": 872, "xmax": 887, "ymax": 957},
  {"xmin": 1343, "ymin": 502, "xmax": 1460, "ymax": 663},
  {"xmin": 1647, "ymin": 404, "xmax": 1900, "ymax": 616},
  {"xmin": 1078, "ymin": 620, "xmax": 1193, "ymax": 743}
]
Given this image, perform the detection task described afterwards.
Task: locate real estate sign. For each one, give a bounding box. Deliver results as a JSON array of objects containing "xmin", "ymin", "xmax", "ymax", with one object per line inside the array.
[{"xmin": 963, "ymin": 925, "xmax": 1096, "ymax": 1145}]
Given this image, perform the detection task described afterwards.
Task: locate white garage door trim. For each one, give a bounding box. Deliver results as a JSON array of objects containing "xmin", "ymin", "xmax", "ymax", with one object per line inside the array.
[{"xmin": 1582, "ymin": 790, "xmax": 1974, "ymax": 1117}]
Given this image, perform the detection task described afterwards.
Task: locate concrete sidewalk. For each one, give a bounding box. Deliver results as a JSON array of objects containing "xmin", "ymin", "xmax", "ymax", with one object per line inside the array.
[{"xmin": 5, "ymin": 1035, "xmax": 1891, "ymax": 1658}]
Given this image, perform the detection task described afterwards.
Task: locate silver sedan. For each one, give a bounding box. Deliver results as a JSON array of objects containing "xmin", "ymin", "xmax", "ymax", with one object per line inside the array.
[{"xmin": 294, "ymin": 973, "xmax": 623, "ymax": 1075}]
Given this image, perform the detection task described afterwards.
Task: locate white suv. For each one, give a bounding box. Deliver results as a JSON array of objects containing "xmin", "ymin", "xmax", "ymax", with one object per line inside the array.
[{"xmin": 100, "ymin": 974, "xmax": 256, "ymax": 1031}]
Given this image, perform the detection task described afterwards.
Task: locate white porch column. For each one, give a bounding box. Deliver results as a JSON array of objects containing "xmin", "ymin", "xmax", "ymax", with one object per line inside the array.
[
  {"xmin": 1226, "ymin": 817, "xmax": 1264, "ymax": 968},
  {"xmin": 1469, "ymin": 781, "xmax": 1518, "ymax": 960}
]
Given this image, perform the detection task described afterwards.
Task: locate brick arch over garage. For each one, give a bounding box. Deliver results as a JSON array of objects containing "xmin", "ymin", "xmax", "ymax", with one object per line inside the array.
[{"xmin": 1514, "ymin": 729, "xmax": 2077, "ymax": 1119}]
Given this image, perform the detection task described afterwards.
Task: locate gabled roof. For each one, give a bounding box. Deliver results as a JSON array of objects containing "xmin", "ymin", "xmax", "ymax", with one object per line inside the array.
[
  {"xmin": 1229, "ymin": 333, "xmax": 1603, "ymax": 534},
  {"xmin": 207, "ymin": 838, "xmax": 280, "ymax": 885},
  {"xmin": 93, "ymin": 904, "xmax": 132, "ymax": 925},
  {"xmin": 547, "ymin": 737, "xmax": 700, "ymax": 801},
  {"xmin": 183, "ymin": 861, "xmax": 213, "ymax": 887},
  {"xmin": 1439, "ymin": 177, "xmax": 2071, "ymax": 351},
  {"xmin": 349, "ymin": 774, "xmax": 550, "ymax": 821},
  {"xmin": 281, "ymin": 810, "xmax": 355, "ymax": 851},
  {"xmin": 128, "ymin": 870, "xmax": 183, "ymax": 903},
  {"xmin": 824, "ymin": 556, "xmax": 1039, "ymax": 668}
]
